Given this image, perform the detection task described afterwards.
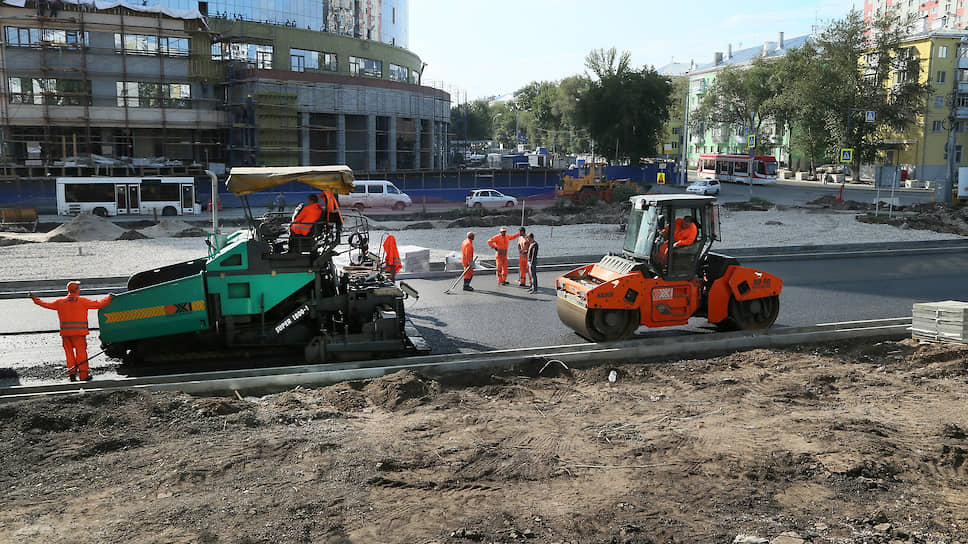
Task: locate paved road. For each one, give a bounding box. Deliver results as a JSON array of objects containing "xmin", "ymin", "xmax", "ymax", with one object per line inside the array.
[{"xmin": 401, "ymin": 249, "xmax": 968, "ymax": 354}]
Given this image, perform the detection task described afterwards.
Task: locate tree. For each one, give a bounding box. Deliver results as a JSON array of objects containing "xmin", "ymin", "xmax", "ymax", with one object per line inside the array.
[
  {"xmin": 692, "ymin": 60, "xmax": 778, "ymax": 155},
  {"xmin": 770, "ymin": 41, "xmax": 830, "ymax": 170},
  {"xmin": 575, "ymin": 57, "xmax": 672, "ymax": 163},
  {"xmin": 449, "ymin": 99, "xmax": 492, "ymax": 141}
]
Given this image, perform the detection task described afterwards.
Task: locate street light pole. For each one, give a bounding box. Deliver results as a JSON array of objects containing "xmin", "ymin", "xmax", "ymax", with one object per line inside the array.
[{"xmin": 943, "ymin": 37, "xmax": 966, "ymax": 203}]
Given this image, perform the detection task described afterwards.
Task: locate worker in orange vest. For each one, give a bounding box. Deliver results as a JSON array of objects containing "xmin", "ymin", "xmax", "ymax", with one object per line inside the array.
[
  {"xmin": 487, "ymin": 226, "xmax": 520, "ymax": 286},
  {"xmin": 461, "ymin": 231, "xmax": 475, "ymax": 292},
  {"xmin": 290, "ymin": 194, "xmax": 323, "ymax": 236},
  {"xmin": 319, "ymin": 190, "xmax": 343, "ymax": 234},
  {"xmin": 383, "ymin": 234, "xmax": 402, "ymax": 280},
  {"xmin": 30, "ymin": 281, "xmax": 113, "ymax": 381},
  {"xmin": 515, "ymin": 226, "xmax": 531, "ymax": 287},
  {"xmin": 656, "ymin": 216, "xmax": 698, "ymax": 266}
]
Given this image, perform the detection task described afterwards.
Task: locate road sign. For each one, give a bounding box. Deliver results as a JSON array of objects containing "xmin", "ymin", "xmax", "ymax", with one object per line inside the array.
[
  {"xmin": 865, "ymin": 111, "xmax": 875, "ymax": 122},
  {"xmin": 657, "ymin": 172, "xmax": 665, "ymax": 184},
  {"xmin": 747, "ymin": 134, "xmax": 756, "ymax": 148},
  {"xmin": 840, "ymin": 148, "xmax": 853, "ymax": 163}
]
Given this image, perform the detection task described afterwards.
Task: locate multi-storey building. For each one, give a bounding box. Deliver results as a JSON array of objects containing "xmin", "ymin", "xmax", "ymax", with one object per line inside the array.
[
  {"xmin": 881, "ymin": 30, "xmax": 968, "ymax": 182},
  {"xmin": 681, "ymin": 33, "xmax": 809, "ymax": 169},
  {"xmin": 0, "ymin": 0, "xmax": 449, "ymax": 187},
  {"xmin": 865, "ymin": 0, "xmax": 967, "ymax": 32}
]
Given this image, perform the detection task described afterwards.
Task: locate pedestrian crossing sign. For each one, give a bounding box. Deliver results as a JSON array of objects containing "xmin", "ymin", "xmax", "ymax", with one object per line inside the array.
[
  {"xmin": 657, "ymin": 172, "xmax": 665, "ymax": 184},
  {"xmin": 840, "ymin": 148, "xmax": 853, "ymax": 163},
  {"xmin": 747, "ymin": 134, "xmax": 756, "ymax": 148}
]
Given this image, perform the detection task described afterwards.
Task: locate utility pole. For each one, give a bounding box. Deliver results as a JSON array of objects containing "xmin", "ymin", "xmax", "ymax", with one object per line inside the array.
[
  {"xmin": 943, "ymin": 37, "xmax": 966, "ymax": 203},
  {"xmin": 679, "ymin": 76, "xmax": 690, "ymax": 186}
]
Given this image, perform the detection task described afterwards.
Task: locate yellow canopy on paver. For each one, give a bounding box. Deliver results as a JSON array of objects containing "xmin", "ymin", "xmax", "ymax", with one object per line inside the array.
[{"xmin": 225, "ymin": 166, "xmax": 355, "ymax": 196}]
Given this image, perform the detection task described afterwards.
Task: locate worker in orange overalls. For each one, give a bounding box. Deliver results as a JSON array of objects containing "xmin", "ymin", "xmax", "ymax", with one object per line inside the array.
[
  {"xmin": 461, "ymin": 231, "xmax": 475, "ymax": 292},
  {"xmin": 383, "ymin": 234, "xmax": 402, "ymax": 281},
  {"xmin": 515, "ymin": 226, "xmax": 531, "ymax": 287},
  {"xmin": 290, "ymin": 194, "xmax": 323, "ymax": 236},
  {"xmin": 656, "ymin": 216, "xmax": 698, "ymax": 266},
  {"xmin": 319, "ymin": 190, "xmax": 343, "ymax": 235},
  {"xmin": 487, "ymin": 226, "xmax": 520, "ymax": 286},
  {"xmin": 30, "ymin": 281, "xmax": 113, "ymax": 381}
]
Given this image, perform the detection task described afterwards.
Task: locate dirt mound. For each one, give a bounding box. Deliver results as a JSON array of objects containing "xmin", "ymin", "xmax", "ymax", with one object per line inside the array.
[
  {"xmin": 117, "ymin": 229, "xmax": 150, "ymax": 240},
  {"xmin": 723, "ymin": 201, "xmax": 772, "ymax": 211},
  {"xmin": 362, "ymin": 370, "xmax": 439, "ymax": 410},
  {"xmin": 172, "ymin": 227, "xmax": 206, "ymax": 238},
  {"xmin": 140, "ymin": 219, "xmax": 197, "ymax": 238},
  {"xmin": 403, "ymin": 221, "xmax": 435, "ymax": 230},
  {"xmin": 857, "ymin": 202, "xmax": 968, "ymax": 236},
  {"xmin": 44, "ymin": 213, "xmax": 126, "ymax": 242},
  {"xmin": 807, "ymin": 195, "xmax": 875, "ymax": 210}
]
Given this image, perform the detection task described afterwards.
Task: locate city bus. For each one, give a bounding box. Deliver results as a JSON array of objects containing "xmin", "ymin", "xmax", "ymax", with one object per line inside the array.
[
  {"xmin": 697, "ymin": 154, "xmax": 778, "ymax": 185},
  {"xmin": 56, "ymin": 176, "xmax": 201, "ymax": 217}
]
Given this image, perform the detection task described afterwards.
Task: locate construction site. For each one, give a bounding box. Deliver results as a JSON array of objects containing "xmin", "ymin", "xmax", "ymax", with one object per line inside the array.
[{"xmin": 0, "ymin": 0, "xmax": 449, "ymax": 207}]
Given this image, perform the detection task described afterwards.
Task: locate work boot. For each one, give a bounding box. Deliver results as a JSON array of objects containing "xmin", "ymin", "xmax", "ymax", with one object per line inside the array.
[
  {"xmin": 463, "ymin": 284, "xmax": 474, "ymax": 292},
  {"xmin": 500, "ymin": 281, "xmax": 509, "ymax": 286},
  {"xmin": 518, "ymin": 283, "xmax": 527, "ymax": 287},
  {"xmin": 69, "ymin": 374, "xmax": 77, "ymax": 382}
]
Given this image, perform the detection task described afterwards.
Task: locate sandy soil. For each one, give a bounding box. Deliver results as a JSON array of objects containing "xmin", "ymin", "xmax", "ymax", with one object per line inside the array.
[{"xmin": 1, "ymin": 339, "xmax": 967, "ymax": 543}]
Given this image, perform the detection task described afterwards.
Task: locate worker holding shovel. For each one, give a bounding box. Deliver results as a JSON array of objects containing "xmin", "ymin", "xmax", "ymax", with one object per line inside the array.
[{"xmin": 31, "ymin": 281, "xmax": 113, "ymax": 381}]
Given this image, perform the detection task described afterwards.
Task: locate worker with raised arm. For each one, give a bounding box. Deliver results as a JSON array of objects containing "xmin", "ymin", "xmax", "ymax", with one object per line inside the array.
[
  {"xmin": 461, "ymin": 231, "xmax": 476, "ymax": 292},
  {"xmin": 487, "ymin": 226, "xmax": 520, "ymax": 286},
  {"xmin": 515, "ymin": 226, "xmax": 531, "ymax": 287},
  {"xmin": 30, "ymin": 281, "xmax": 113, "ymax": 381}
]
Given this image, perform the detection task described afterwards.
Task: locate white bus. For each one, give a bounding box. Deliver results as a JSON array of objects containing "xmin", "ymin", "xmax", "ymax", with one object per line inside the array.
[{"xmin": 56, "ymin": 177, "xmax": 201, "ymax": 217}]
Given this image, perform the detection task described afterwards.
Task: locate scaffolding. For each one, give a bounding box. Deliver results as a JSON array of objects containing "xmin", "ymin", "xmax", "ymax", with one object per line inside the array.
[{"xmin": 0, "ymin": 1, "xmax": 220, "ymax": 181}]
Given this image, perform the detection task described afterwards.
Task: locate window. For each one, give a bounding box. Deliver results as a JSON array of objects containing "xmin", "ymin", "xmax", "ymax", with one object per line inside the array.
[
  {"xmin": 389, "ymin": 63, "xmax": 410, "ymax": 82},
  {"xmin": 936, "ymin": 95, "xmax": 946, "ymax": 108},
  {"xmin": 114, "ymin": 34, "xmax": 189, "ymax": 56},
  {"xmin": 939, "ymin": 45, "xmax": 950, "ymax": 58},
  {"xmin": 933, "ymin": 120, "xmax": 945, "ymax": 131},
  {"xmin": 211, "ymin": 42, "xmax": 273, "ymax": 69},
  {"xmin": 938, "ymin": 70, "xmax": 947, "ymax": 83},
  {"xmin": 4, "ymin": 27, "xmax": 89, "ymax": 47},
  {"xmin": 7, "ymin": 77, "xmax": 89, "ymax": 105},
  {"xmin": 289, "ymin": 48, "xmax": 336, "ymax": 72},
  {"xmin": 944, "ymin": 143, "xmax": 964, "ymax": 162},
  {"xmin": 116, "ymin": 82, "xmax": 191, "ymax": 108},
  {"xmin": 348, "ymin": 56, "xmax": 382, "ymax": 77}
]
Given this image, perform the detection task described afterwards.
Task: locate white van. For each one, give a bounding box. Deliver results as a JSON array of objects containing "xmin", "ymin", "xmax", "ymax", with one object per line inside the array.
[{"xmin": 340, "ymin": 180, "xmax": 412, "ymax": 211}]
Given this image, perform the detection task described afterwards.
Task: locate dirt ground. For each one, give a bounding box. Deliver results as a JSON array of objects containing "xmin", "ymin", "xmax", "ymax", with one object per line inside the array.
[{"xmin": 2, "ymin": 339, "xmax": 967, "ymax": 544}]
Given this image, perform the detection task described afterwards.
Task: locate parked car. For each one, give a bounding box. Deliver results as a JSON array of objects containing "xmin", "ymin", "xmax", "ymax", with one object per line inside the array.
[
  {"xmin": 686, "ymin": 179, "xmax": 720, "ymax": 196},
  {"xmin": 339, "ymin": 180, "xmax": 412, "ymax": 211},
  {"xmin": 466, "ymin": 189, "xmax": 518, "ymax": 208},
  {"xmin": 815, "ymin": 164, "xmax": 850, "ymax": 175}
]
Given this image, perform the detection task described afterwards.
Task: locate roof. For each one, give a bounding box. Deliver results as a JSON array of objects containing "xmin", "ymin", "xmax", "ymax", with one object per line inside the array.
[
  {"xmin": 690, "ymin": 34, "xmax": 811, "ymax": 76},
  {"xmin": 226, "ymin": 166, "xmax": 355, "ymax": 196},
  {"xmin": 629, "ymin": 194, "xmax": 716, "ymax": 208}
]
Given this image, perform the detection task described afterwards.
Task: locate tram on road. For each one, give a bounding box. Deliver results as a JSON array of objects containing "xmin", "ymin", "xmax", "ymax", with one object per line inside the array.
[
  {"xmin": 697, "ymin": 153, "xmax": 778, "ymax": 185},
  {"xmin": 56, "ymin": 176, "xmax": 201, "ymax": 217}
]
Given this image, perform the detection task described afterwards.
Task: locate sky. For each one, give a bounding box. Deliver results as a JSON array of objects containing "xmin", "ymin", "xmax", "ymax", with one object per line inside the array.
[{"xmin": 409, "ymin": 0, "xmax": 857, "ymax": 103}]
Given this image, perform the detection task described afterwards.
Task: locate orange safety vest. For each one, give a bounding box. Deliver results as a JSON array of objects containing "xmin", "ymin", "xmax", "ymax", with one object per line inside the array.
[
  {"xmin": 320, "ymin": 191, "xmax": 343, "ymax": 224},
  {"xmin": 290, "ymin": 203, "xmax": 322, "ymax": 235},
  {"xmin": 383, "ymin": 235, "xmax": 402, "ymax": 275},
  {"xmin": 32, "ymin": 294, "xmax": 112, "ymax": 337}
]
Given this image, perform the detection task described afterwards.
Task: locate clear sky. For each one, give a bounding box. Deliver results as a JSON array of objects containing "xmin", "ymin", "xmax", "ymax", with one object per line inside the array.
[{"xmin": 410, "ymin": 0, "xmax": 857, "ymax": 103}]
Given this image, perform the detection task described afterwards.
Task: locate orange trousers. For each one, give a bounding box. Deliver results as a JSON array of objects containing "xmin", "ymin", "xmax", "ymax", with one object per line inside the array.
[
  {"xmin": 495, "ymin": 254, "xmax": 508, "ymax": 283},
  {"xmin": 518, "ymin": 255, "xmax": 529, "ymax": 285},
  {"xmin": 62, "ymin": 335, "xmax": 89, "ymax": 380}
]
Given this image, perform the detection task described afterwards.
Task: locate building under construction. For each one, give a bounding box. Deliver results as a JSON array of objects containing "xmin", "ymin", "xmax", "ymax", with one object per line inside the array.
[{"xmin": 0, "ymin": 0, "xmax": 450, "ymax": 207}]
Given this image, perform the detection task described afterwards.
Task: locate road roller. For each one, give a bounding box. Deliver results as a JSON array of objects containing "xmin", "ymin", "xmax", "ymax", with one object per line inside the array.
[{"xmin": 556, "ymin": 194, "xmax": 782, "ymax": 342}]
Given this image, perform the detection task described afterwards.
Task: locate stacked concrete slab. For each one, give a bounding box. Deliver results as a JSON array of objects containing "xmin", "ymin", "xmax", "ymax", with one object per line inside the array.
[{"xmin": 912, "ymin": 300, "xmax": 968, "ymax": 343}]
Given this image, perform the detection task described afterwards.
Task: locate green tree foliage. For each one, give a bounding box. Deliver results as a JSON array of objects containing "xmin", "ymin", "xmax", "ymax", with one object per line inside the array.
[
  {"xmin": 575, "ymin": 48, "xmax": 673, "ymax": 163},
  {"xmin": 692, "ymin": 60, "xmax": 776, "ymax": 154},
  {"xmin": 811, "ymin": 9, "xmax": 930, "ymax": 173},
  {"xmin": 450, "ymin": 99, "xmax": 492, "ymax": 141}
]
